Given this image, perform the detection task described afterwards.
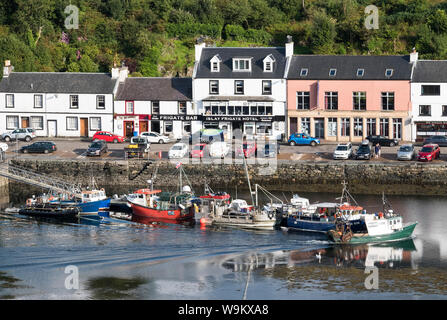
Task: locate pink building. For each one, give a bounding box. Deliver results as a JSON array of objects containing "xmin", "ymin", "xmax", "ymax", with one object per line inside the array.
[{"xmin": 286, "ymin": 54, "xmax": 415, "ymax": 142}]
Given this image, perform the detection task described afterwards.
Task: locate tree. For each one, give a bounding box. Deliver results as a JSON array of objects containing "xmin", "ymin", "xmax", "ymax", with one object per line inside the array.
[{"xmin": 309, "ymin": 10, "xmax": 336, "ymax": 53}]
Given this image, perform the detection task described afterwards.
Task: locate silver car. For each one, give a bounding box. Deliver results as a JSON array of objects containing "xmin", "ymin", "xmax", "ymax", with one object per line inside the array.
[
  {"xmin": 397, "ymin": 144, "xmax": 416, "ymax": 161},
  {"xmin": 2, "ymin": 128, "xmax": 36, "ymax": 142}
]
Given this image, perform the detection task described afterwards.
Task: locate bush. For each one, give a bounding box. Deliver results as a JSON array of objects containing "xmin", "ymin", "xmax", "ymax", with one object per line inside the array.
[{"xmin": 166, "ymin": 23, "xmax": 222, "ymax": 39}]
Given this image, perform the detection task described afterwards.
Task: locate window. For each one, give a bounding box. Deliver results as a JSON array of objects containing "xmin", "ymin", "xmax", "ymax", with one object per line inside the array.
[
  {"xmin": 233, "ymin": 58, "xmax": 251, "ymax": 71},
  {"xmin": 6, "ymin": 116, "xmax": 18, "ymax": 130},
  {"xmin": 296, "ymin": 91, "xmax": 310, "ymax": 110},
  {"xmin": 164, "ymin": 121, "xmax": 173, "ymax": 133},
  {"xmin": 90, "ymin": 117, "xmax": 101, "ymax": 131},
  {"xmin": 97, "ymin": 95, "xmax": 105, "ymax": 109},
  {"xmin": 178, "ymin": 101, "xmax": 187, "ymax": 115},
  {"xmin": 235, "ymin": 106, "xmax": 242, "ymax": 115},
  {"xmin": 34, "ymin": 95, "xmax": 43, "ymax": 108},
  {"xmin": 385, "ymin": 69, "xmax": 393, "ymax": 77},
  {"xmin": 419, "ymin": 105, "xmax": 431, "ymax": 116},
  {"xmin": 209, "ymin": 80, "xmax": 219, "ymax": 94},
  {"xmin": 367, "ymin": 118, "xmax": 376, "ymax": 136},
  {"xmin": 126, "ymin": 101, "xmax": 134, "ymax": 114},
  {"xmin": 353, "ymin": 92, "xmax": 366, "ymax": 110},
  {"xmin": 258, "ymin": 105, "xmax": 265, "ymax": 115},
  {"xmin": 266, "ymin": 105, "xmax": 272, "ymax": 115},
  {"xmin": 393, "ymin": 118, "xmax": 402, "ymax": 140},
  {"xmin": 443, "ymin": 106, "xmax": 447, "ymax": 116},
  {"xmin": 211, "ymin": 104, "xmax": 219, "ymax": 115},
  {"xmin": 328, "ymin": 118, "xmax": 337, "ymax": 137},
  {"xmin": 341, "ymin": 118, "xmax": 350, "ymax": 136},
  {"xmin": 301, "ymin": 118, "xmax": 310, "ymax": 134},
  {"xmin": 251, "ymin": 105, "xmax": 257, "ymax": 115},
  {"xmin": 300, "ymin": 68, "xmax": 308, "ymax": 77},
  {"xmin": 235, "ymin": 80, "xmax": 244, "ymax": 94},
  {"xmin": 219, "ymin": 104, "xmax": 226, "ymax": 115},
  {"xmin": 31, "ymin": 116, "xmax": 43, "ymax": 130},
  {"xmin": 357, "ymin": 69, "xmax": 364, "ymax": 77},
  {"xmin": 70, "ymin": 95, "xmax": 79, "ymax": 109},
  {"xmin": 380, "ymin": 118, "xmax": 389, "ymax": 137},
  {"xmin": 262, "ymin": 80, "xmax": 272, "ymax": 95},
  {"xmin": 325, "ymin": 92, "xmax": 338, "ymax": 110},
  {"xmin": 421, "ymin": 85, "xmax": 440, "ymax": 96},
  {"xmin": 228, "ymin": 106, "xmax": 235, "ymax": 115},
  {"xmin": 212, "ymin": 61, "xmax": 219, "ymax": 72},
  {"xmin": 66, "ymin": 117, "xmax": 78, "ymax": 131},
  {"xmin": 243, "ymin": 106, "xmax": 249, "ymax": 115},
  {"xmin": 354, "ymin": 118, "xmax": 363, "ymax": 137},
  {"xmin": 6, "ymin": 94, "xmax": 14, "ymax": 108},
  {"xmin": 329, "ymin": 68, "xmax": 336, "ymax": 76},
  {"xmin": 183, "ymin": 121, "xmax": 191, "ymax": 134},
  {"xmin": 264, "ymin": 61, "xmax": 272, "ymax": 72},
  {"xmin": 381, "ymin": 92, "xmax": 395, "ymax": 111},
  {"xmin": 152, "ymin": 101, "xmax": 160, "ymax": 114}
]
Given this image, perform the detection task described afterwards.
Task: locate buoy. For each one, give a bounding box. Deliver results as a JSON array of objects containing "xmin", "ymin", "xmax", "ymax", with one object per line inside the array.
[{"xmin": 200, "ymin": 217, "xmax": 206, "ymax": 224}]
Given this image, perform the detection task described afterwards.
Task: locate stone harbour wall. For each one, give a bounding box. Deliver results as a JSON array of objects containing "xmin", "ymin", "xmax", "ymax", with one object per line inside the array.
[{"xmin": 8, "ymin": 159, "xmax": 447, "ymax": 196}]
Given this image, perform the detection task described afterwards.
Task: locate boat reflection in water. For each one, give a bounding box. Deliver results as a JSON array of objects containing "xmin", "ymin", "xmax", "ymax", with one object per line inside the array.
[{"xmin": 131, "ymin": 215, "xmax": 195, "ymax": 228}]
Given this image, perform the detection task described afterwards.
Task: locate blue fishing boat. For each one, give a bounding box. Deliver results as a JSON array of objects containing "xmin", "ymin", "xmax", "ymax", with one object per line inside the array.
[{"xmin": 48, "ymin": 189, "xmax": 111, "ymax": 215}]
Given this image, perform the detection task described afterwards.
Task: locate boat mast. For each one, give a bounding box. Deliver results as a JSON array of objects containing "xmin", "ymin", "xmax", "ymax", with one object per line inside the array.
[{"xmin": 242, "ymin": 154, "xmax": 255, "ymax": 207}]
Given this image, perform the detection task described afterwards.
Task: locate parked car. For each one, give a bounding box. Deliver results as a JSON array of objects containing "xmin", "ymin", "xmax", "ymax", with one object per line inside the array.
[
  {"xmin": 190, "ymin": 143, "xmax": 208, "ymax": 159},
  {"xmin": 2, "ymin": 128, "xmax": 36, "ymax": 142},
  {"xmin": 124, "ymin": 136, "xmax": 151, "ymax": 159},
  {"xmin": 20, "ymin": 141, "xmax": 56, "ymax": 154},
  {"xmin": 417, "ymin": 144, "xmax": 440, "ymax": 162},
  {"xmin": 422, "ymin": 135, "xmax": 447, "ymax": 147},
  {"xmin": 92, "ymin": 131, "xmax": 125, "ymax": 143},
  {"xmin": 140, "ymin": 132, "xmax": 171, "ymax": 144},
  {"xmin": 168, "ymin": 143, "xmax": 188, "ymax": 159},
  {"xmin": 355, "ymin": 141, "xmax": 372, "ymax": 160},
  {"xmin": 209, "ymin": 142, "xmax": 231, "ymax": 159},
  {"xmin": 189, "ymin": 129, "xmax": 225, "ymax": 144},
  {"xmin": 366, "ymin": 135, "xmax": 398, "ymax": 147},
  {"xmin": 333, "ymin": 143, "xmax": 353, "ymax": 160},
  {"xmin": 236, "ymin": 140, "xmax": 257, "ymax": 158},
  {"xmin": 86, "ymin": 140, "xmax": 108, "ymax": 157},
  {"xmin": 288, "ymin": 133, "xmax": 320, "ymax": 146},
  {"xmin": 397, "ymin": 144, "xmax": 416, "ymax": 161},
  {"xmin": 261, "ymin": 142, "xmax": 280, "ymax": 157}
]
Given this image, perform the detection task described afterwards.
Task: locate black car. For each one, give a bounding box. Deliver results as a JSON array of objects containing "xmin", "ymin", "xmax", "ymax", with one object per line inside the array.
[
  {"xmin": 366, "ymin": 135, "xmax": 398, "ymax": 147},
  {"xmin": 20, "ymin": 141, "xmax": 57, "ymax": 154},
  {"xmin": 423, "ymin": 135, "xmax": 447, "ymax": 147},
  {"xmin": 355, "ymin": 143, "xmax": 372, "ymax": 160},
  {"xmin": 86, "ymin": 141, "xmax": 108, "ymax": 157}
]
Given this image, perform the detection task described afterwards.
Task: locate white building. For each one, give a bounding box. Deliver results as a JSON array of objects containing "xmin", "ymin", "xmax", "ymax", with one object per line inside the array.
[
  {"xmin": 192, "ymin": 38, "xmax": 292, "ymax": 141},
  {"xmin": 0, "ymin": 61, "xmax": 126, "ymax": 138},
  {"xmin": 411, "ymin": 58, "xmax": 447, "ymax": 142},
  {"xmin": 114, "ymin": 77, "xmax": 193, "ymax": 139}
]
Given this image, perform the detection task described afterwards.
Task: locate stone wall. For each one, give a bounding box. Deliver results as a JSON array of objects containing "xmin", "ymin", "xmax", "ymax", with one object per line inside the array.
[{"xmin": 8, "ymin": 159, "xmax": 447, "ymax": 196}]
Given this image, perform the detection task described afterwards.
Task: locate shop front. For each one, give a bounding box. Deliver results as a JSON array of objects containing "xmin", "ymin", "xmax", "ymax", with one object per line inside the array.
[{"xmin": 414, "ymin": 121, "xmax": 447, "ymax": 142}]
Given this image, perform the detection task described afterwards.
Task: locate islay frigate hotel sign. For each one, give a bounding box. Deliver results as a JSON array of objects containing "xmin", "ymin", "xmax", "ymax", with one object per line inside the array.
[{"xmin": 149, "ymin": 115, "xmax": 286, "ymax": 122}]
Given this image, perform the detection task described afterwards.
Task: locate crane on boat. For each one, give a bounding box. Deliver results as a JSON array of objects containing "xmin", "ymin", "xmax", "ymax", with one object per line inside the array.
[{"xmin": 0, "ymin": 162, "xmax": 83, "ymax": 198}]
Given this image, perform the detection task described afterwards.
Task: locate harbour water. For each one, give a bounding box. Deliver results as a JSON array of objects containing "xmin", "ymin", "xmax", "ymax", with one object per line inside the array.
[{"xmin": 1, "ymin": 190, "xmax": 447, "ymax": 300}]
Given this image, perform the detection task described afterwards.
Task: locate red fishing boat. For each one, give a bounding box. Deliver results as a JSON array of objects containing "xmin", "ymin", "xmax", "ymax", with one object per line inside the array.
[{"xmin": 126, "ymin": 188, "xmax": 195, "ymax": 221}]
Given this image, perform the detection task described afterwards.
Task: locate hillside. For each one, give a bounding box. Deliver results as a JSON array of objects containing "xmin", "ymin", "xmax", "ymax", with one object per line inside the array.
[{"xmin": 1, "ymin": 0, "xmax": 447, "ymax": 78}]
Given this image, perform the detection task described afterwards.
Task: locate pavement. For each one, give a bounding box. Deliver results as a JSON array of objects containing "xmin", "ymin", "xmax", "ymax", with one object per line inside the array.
[{"xmin": 2, "ymin": 137, "xmax": 446, "ymax": 164}]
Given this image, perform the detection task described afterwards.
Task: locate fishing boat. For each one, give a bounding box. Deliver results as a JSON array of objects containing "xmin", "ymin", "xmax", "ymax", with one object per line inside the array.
[
  {"xmin": 48, "ymin": 188, "xmax": 111, "ymax": 215},
  {"xmin": 126, "ymin": 163, "xmax": 196, "ymax": 221},
  {"xmin": 327, "ymin": 194, "xmax": 417, "ymax": 244},
  {"xmin": 284, "ymin": 182, "xmax": 367, "ymax": 233},
  {"xmin": 19, "ymin": 197, "xmax": 80, "ymax": 221}
]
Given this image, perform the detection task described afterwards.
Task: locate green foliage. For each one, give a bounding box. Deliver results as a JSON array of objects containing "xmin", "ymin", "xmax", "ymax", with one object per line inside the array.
[
  {"xmin": 166, "ymin": 22, "xmax": 222, "ymax": 39},
  {"xmin": 309, "ymin": 10, "xmax": 337, "ymax": 54},
  {"xmin": 224, "ymin": 25, "xmax": 272, "ymax": 44}
]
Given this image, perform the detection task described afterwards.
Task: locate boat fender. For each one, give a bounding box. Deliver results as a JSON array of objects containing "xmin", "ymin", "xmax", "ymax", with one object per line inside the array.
[
  {"xmin": 378, "ymin": 212, "xmax": 384, "ymax": 219},
  {"xmin": 153, "ymin": 201, "xmax": 158, "ymax": 208},
  {"xmin": 268, "ymin": 212, "xmax": 274, "ymax": 219}
]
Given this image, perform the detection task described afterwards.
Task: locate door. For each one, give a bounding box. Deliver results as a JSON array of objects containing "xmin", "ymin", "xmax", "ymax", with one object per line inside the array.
[
  {"xmin": 48, "ymin": 120, "xmax": 57, "ymax": 137},
  {"xmin": 124, "ymin": 121, "xmax": 134, "ymax": 138},
  {"xmin": 151, "ymin": 121, "xmax": 160, "ymax": 134},
  {"xmin": 21, "ymin": 117, "xmax": 30, "ymax": 129},
  {"xmin": 80, "ymin": 118, "xmax": 88, "ymax": 137},
  {"xmin": 314, "ymin": 118, "xmax": 325, "ymax": 139},
  {"xmin": 139, "ymin": 121, "xmax": 148, "ymax": 134}
]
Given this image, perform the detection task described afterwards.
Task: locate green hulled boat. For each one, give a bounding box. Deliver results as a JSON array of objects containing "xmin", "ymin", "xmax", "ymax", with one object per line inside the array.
[{"xmin": 328, "ymin": 222, "xmax": 418, "ymax": 244}]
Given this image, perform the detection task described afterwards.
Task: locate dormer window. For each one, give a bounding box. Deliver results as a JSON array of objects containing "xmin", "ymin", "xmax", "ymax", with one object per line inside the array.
[
  {"xmin": 329, "ymin": 68, "xmax": 337, "ymax": 77},
  {"xmin": 233, "ymin": 58, "xmax": 251, "ymax": 72},
  {"xmin": 300, "ymin": 68, "xmax": 308, "ymax": 77},
  {"xmin": 385, "ymin": 69, "xmax": 393, "ymax": 77},
  {"xmin": 210, "ymin": 54, "xmax": 222, "ymax": 72},
  {"xmin": 357, "ymin": 68, "xmax": 365, "ymax": 77},
  {"xmin": 263, "ymin": 54, "xmax": 275, "ymax": 72}
]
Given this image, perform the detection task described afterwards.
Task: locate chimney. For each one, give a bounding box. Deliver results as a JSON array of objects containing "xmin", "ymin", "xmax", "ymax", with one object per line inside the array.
[
  {"xmin": 410, "ymin": 48, "xmax": 418, "ymax": 64},
  {"xmin": 3, "ymin": 60, "xmax": 13, "ymax": 78},
  {"xmin": 195, "ymin": 37, "xmax": 206, "ymax": 62},
  {"xmin": 285, "ymin": 35, "xmax": 294, "ymax": 58}
]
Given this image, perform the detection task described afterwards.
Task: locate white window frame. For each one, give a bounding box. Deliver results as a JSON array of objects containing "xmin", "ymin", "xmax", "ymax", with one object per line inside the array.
[
  {"xmin": 234, "ymin": 80, "xmax": 244, "ymax": 95},
  {"xmin": 356, "ymin": 69, "xmax": 365, "ymax": 77},
  {"xmin": 70, "ymin": 95, "xmax": 79, "ymax": 109},
  {"xmin": 178, "ymin": 101, "xmax": 187, "ymax": 115},
  {"xmin": 6, "ymin": 115, "xmax": 18, "ymax": 130},
  {"xmin": 31, "ymin": 116, "xmax": 44, "ymax": 130},
  {"xmin": 126, "ymin": 101, "xmax": 134, "ymax": 114},
  {"xmin": 5, "ymin": 94, "xmax": 14, "ymax": 108},
  {"xmin": 209, "ymin": 80, "xmax": 219, "ymax": 94},
  {"xmin": 96, "ymin": 95, "xmax": 106, "ymax": 109},
  {"xmin": 329, "ymin": 68, "xmax": 337, "ymax": 77},
  {"xmin": 262, "ymin": 80, "xmax": 272, "ymax": 95},
  {"xmin": 300, "ymin": 68, "xmax": 308, "ymax": 77},
  {"xmin": 385, "ymin": 69, "xmax": 393, "ymax": 77},
  {"xmin": 232, "ymin": 58, "xmax": 251, "ymax": 72},
  {"xmin": 66, "ymin": 117, "xmax": 78, "ymax": 131},
  {"xmin": 34, "ymin": 95, "xmax": 43, "ymax": 109},
  {"xmin": 90, "ymin": 117, "xmax": 101, "ymax": 131}
]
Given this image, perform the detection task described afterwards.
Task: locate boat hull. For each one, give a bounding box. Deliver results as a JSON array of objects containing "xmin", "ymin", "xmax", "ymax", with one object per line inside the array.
[
  {"xmin": 19, "ymin": 206, "xmax": 80, "ymax": 221},
  {"xmin": 286, "ymin": 216, "xmax": 366, "ymax": 233},
  {"xmin": 130, "ymin": 202, "xmax": 194, "ymax": 221},
  {"xmin": 328, "ymin": 222, "xmax": 418, "ymax": 244},
  {"xmin": 77, "ymin": 198, "xmax": 111, "ymax": 214}
]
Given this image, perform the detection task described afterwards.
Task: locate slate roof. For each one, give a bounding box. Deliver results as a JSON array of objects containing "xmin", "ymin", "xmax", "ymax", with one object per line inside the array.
[
  {"xmin": 287, "ymin": 55, "xmax": 413, "ymax": 80},
  {"xmin": 0, "ymin": 72, "xmax": 117, "ymax": 94},
  {"xmin": 195, "ymin": 47, "xmax": 286, "ymax": 79},
  {"xmin": 412, "ymin": 60, "xmax": 447, "ymax": 82},
  {"xmin": 115, "ymin": 77, "xmax": 192, "ymax": 101}
]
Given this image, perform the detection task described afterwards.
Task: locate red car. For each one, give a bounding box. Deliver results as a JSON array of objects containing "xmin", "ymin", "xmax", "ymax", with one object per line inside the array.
[
  {"xmin": 190, "ymin": 143, "xmax": 208, "ymax": 159},
  {"xmin": 236, "ymin": 140, "xmax": 257, "ymax": 158},
  {"xmin": 417, "ymin": 144, "xmax": 440, "ymax": 162},
  {"xmin": 92, "ymin": 131, "xmax": 125, "ymax": 143}
]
